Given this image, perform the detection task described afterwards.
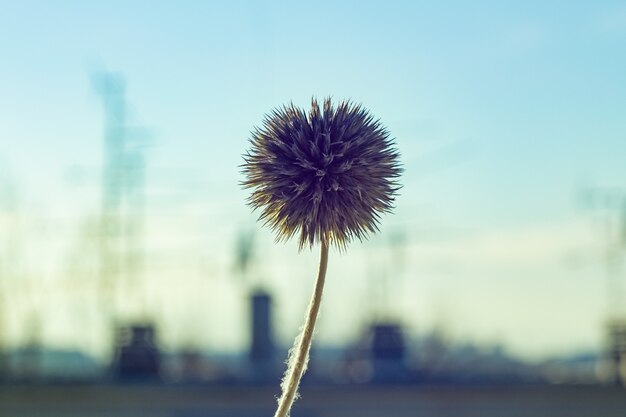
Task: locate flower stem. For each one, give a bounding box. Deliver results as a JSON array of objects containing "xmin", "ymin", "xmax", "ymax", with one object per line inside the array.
[{"xmin": 274, "ymin": 239, "xmax": 329, "ymax": 417}]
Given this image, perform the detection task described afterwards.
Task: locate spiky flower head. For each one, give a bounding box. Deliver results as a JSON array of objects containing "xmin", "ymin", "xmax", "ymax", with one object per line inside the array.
[{"xmin": 242, "ymin": 98, "xmax": 401, "ymax": 250}]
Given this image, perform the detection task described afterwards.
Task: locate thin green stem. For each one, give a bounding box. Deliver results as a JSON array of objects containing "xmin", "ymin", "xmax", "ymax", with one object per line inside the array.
[{"xmin": 274, "ymin": 240, "xmax": 329, "ymax": 417}]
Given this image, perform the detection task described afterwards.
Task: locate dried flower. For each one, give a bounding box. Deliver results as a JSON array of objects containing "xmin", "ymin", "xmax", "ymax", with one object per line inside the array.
[
  {"xmin": 241, "ymin": 98, "xmax": 401, "ymax": 417},
  {"xmin": 242, "ymin": 97, "xmax": 401, "ymax": 250}
]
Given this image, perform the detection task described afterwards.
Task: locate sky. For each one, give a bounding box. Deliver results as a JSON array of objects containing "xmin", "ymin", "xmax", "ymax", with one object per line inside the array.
[{"xmin": 1, "ymin": 1, "xmax": 626, "ymax": 360}]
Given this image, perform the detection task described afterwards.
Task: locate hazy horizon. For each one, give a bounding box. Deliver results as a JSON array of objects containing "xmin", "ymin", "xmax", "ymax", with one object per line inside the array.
[{"xmin": 1, "ymin": 1, "xmax": 626, "ymax": 361}]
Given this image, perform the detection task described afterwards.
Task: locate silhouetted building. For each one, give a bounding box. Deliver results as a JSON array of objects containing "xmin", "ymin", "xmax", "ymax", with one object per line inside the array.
[
  {"xmin": 249, "ymin": 291, "xmax": 277, "ymax": 382},
  {"xmin": 606, "ymin": 319, "xmax": 626, "ymax": 386},
  {"xmin": 368, "ymin": 322, "xmax": 410, "ymax": 383},
  {"xmin": 342, "ymin": 322, "xmax": 411, "ymax": 384},
  {"xmin": 250, "ymin": 291, "xmax": 274, "ymax": 361},
  {"xmin": 113, "ymin": 324, "xmax": 160, "ymax": 381}
]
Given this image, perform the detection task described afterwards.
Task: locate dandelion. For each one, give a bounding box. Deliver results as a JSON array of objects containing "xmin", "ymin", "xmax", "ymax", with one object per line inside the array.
[{"xmin": 242, "ymin": 97, "xmax": 401, "ymax": 417}]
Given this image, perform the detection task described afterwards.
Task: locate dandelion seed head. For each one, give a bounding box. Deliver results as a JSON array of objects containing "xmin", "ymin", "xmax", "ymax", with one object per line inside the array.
[{"xmin": 242, "ymin": 98, "xmax": 402, "ymax": 250}]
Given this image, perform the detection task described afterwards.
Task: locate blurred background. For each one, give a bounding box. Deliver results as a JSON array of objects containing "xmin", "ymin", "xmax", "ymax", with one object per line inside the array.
[{"xmin": 1, "ymin": 1, "xmax": 626, "ymax": 416}]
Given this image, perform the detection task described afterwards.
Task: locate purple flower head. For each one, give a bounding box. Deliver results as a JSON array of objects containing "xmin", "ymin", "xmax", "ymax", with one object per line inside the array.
[{"xmin": 242, "ymin": 98, "xmax": 402, "ymax": 250}]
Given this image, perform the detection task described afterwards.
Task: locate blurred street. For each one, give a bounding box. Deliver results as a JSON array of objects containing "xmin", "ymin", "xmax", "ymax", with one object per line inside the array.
[{"xmin": 1, "ymin": 384, "xmax": 626, "ymax": 417}]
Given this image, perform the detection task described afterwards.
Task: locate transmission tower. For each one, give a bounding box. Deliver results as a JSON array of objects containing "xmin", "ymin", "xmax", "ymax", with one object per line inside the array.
[
  {"xmin": 580, "ymin": 186, "xmax": 626, "ymax": 384},
  {"xmin": 0, "ymin": 170, "xmax": 17, "ymax": 379},
  {"xmin": 92, "ymin": 72, "xmax": 149, "ymax": 334}
]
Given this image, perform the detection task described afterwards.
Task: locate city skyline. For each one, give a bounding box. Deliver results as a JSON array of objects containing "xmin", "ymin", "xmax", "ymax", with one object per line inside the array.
[{"xmin": 1, "ymin": 1, "xmax": 626, "ymax": 360}]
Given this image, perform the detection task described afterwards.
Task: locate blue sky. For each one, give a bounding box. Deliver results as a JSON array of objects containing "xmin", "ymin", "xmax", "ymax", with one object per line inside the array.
[{"xmin": 1, "ymin": 1, "xmax": 626, "ymax": 359}]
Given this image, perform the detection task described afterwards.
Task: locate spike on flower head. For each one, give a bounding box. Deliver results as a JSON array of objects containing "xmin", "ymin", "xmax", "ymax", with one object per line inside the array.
[{"xmin": 242, "ymin": 97, "xmax": 402, "ymax": 250}]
